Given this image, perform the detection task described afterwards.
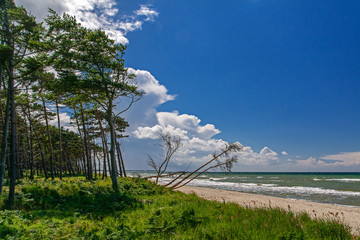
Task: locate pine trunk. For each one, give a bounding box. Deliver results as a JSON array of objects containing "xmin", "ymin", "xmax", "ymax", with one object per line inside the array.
[
  {"xmin": 42, "ymin": 97, "xmax": 55, "ymax": 179},
  {"xmin": 98, "ymin": 118, "xmax": 108, "ymax": 179},
  {"xmin": 25, "ymin": 88, "xmax": 34, "ymax": 179},
  {"xmin": 0, "ymin": 2, "xmax": 11, "ymax": 195},
  {"xmin": 34, "ymin": 129, "xmax": 48, "ymax": 179},
  {"xmin": 0, "ymin": 91, "xmax": 10, "ymax": 194},
  {"xmin": 56, "ymin": 100, "xmax": 63, "ymax": 180},
  {"xmin": 79, "ymin": 103, "xmax": 92, "ymax": 180},
  {"xmin": 107, "ymin": 103, "xmax": 118, "ymax": 191},
  {"xmin": 8, "ymin": 52, "xmax": 17, "ymax": 207}
]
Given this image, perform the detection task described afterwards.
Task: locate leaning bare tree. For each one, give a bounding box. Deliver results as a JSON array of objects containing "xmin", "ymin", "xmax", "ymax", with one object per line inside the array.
[
  {"xmin": 148, "ymin": 133, "xmax": 183, "ymax": 184},
  {"xmin": 165, "ymin": 142, "xmax": 243, "ymax": 189},
  {"xmin": 147, "ymin": 131, "xmax": 243, "ymax": 188}
]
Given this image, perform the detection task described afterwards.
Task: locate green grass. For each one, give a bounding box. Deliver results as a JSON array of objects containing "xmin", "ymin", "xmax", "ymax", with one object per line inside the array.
[{"xmin": 0, "ymin": 178, "xmax": 357, "ymax": 239}]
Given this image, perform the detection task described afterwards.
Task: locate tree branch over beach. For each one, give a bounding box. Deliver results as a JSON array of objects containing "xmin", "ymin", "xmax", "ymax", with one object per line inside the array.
[
  {"xmin": 167, "ymin": 142, "xmax": 243, "ymax": 189},
  {"xmin": 147, "ymin": 132, "xmax": 243, "ymax": 188}
]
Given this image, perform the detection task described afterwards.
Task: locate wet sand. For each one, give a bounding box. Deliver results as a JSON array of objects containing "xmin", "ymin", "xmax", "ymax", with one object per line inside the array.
[{"xmin": 177, "ymin": 185, "xmax": 360, "ymax": 235}]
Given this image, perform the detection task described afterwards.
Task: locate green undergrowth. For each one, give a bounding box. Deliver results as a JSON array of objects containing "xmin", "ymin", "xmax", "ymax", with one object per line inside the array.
[{"xmin": 0, "ymin": 178, "xmax": 357, "ymax": 239}]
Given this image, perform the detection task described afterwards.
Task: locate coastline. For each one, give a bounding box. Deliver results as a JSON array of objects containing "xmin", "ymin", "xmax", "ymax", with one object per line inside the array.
[{"xmin": 176, "ymin": 185, "xmax": 360, "ymax": 235}]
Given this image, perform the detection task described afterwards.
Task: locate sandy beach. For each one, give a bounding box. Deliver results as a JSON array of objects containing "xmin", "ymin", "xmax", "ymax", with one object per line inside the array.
[{"xmin": 177, "ymin": 185, "xmax": 360, "ymax": 235}]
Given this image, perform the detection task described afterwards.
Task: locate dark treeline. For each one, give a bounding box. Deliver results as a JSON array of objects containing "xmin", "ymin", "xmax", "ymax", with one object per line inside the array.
[{"xmin": 0, "ymin": 0, "xmax": 142, "ymax": 206}]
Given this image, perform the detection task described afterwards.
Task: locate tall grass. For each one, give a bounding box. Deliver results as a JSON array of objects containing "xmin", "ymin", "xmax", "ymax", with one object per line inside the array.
[{"xmin": 0, "ymin": 178, "xmax": 357, "ymax": 239}]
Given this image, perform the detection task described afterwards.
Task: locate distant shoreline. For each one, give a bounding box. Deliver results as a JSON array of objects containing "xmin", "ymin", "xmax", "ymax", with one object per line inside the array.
[
  {"xmin": 176, "ymin": 185, "xmax": 360, "ymax": 235},
  {"xmin": 130, "ymin": 170, "xmax": 360, "ymax": 174}
]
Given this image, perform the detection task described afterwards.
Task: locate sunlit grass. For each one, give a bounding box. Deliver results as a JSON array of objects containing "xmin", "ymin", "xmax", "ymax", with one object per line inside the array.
[{"xmin": 0, "ymin": 177, "xmax": 357, "ymax": 239}]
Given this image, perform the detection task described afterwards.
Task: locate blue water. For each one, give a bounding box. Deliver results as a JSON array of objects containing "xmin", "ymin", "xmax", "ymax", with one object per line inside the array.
[{"xmin": 130, "ymin": 171, "xmax": 360, "ymax": 207}]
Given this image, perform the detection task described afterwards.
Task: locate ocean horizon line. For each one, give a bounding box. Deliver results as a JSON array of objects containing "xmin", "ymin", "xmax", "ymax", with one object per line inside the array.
[{"xmin": 128, "ymin": 170, "xmax": 360, "ymax": 174}]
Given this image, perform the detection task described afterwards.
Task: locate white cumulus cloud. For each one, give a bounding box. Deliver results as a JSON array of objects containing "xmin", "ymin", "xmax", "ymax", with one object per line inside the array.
[
  {"xmin": 132, "ymin": 111, "xmax": 226, "ymax": 158},
  {"xmin": 121, "ymin": 69, "xmax": 175, "ymax": 128},
  {"xmin": 321, "ymin": 152, "xmax": 360, "ymax": 166},
  {"xmin": 234, "ymin": 146, "xmax": 279, "ymax": 167},
  {"xmin": 156, "ymin": 111, "xmax": 221, "ymax": 139},
  {"xmin": 15, "ymin": 0, "xmax": 158, "ymax": 44},
  {"xmin": 128, "ymin": 68, "xmax": 175, "ymax": 105}
]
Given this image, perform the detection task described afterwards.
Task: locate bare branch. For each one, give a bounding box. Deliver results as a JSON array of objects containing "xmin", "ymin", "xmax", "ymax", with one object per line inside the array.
[
  {"xmin": 173, "ymin": 156, "xmax": 239, "ymax": 189},
  {"xmin": 147, "ymin": 132, "xmax": 183, "ymax": 184},
  {"xmin": 147, "ymin": 155, "xmax": 158, "ymax": 172},
  {"xmin": 168, "ymin": 142, "xmax": 242, "ymax": 189}
]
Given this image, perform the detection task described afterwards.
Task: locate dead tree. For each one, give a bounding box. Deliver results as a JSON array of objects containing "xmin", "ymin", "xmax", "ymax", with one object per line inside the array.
[
  {"xmin": 147, "ymin": 133, "xmax": 182, "ymax": 184},
  {"xmin": 166, "ymin": 142, "xmax": 243, "ymax": 189}
]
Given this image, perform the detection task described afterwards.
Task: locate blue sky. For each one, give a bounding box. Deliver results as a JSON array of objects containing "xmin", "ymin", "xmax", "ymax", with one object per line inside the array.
[
  {"xmin": 18, "ymin": 0, "xmax": 360, "ymax": 171},
  {"xmin": 125, "ymin": 0, "xmax": 360, "ymax": 153}
]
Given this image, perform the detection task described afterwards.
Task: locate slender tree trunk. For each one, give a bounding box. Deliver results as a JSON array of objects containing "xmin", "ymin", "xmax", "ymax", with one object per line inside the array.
[
  {"xmin": 79, "ymin": 103, "xmax": 92, "ymax": 180},
  {"xmin": 55, "ymin": 100, "xmax": 63, "ymax": 180},
  {"xmin": 98, "ymin": 118, "xmax": 108, "ymax": 179},
  {"xmin": 93, "ymin": 140, "xmax": 97, "ymax": 179},
  {"xmin": 106, "ymin": 140, "xmax": 111, "ymax": 179},
  {"xmin": 34, "ymin": 129, "xmax": 48, "ymax": 179},
  {"xmin": 21, "ymin": 108, "xmax": 31, "ymax": 179},
  {"xmin": 117, "ymin": 142, "xmax": 127, "ymax": 177},
  {"xmin": 8, "ymin": 54, "xmax": 17, "ymax": 207},
  {"xmin": 3, "ymin": 4, "xmax": 17, "ymax": 205},
  {"xmin": 115, "ymin": 142, "xmax": 123, "ymax": 177},
  {"xmin": 0, "ymin": 91, "xmax": 10, "ymax": 194},
  {"xmin": 17, "ymin": 137, "xmax": 23, "ymax": 179},
  {"xmin": 76, "ymin": 158, "xmax": 81, "ymax": 175},
  {"xmin": 0, "ymin": 64, "xmax": 4, "ymax": 126},
  {"xmin": 74, "ymin": 110, "xmax": 87, "ymax": 177},
  {"xmin": 28, "ymin": 122, "xmax": 34, "ymax": 180},
  {"xmin": 0, "ymin": 2, "xmax": 11, "ymax": 194},
  {"xmin": 25, "ymin": 88, "xmax": 34, "ymax": 180},
  {"xmin": 36, "ymin": 162, "xmax": 39, "ymax": 176},
  {"xmin": 96, "ymin": 153, "xmax": 101, "ymax": 179},
  {"xmin": 170, "ymin": 148, "xmax": 233, "ymax": 189},
  {"xmin": 101, "ymin": 139, "xmax": 107, "ymax": 179},
  {"xmin": 64, "ymin": 143, "xmax": 75, "ymax": 177},
  {"xmin": 42, "ymin": 97, "xmax": 55, "ymax": 179},
  {"xmin": 107, "ymin": 103, "xmax": 118, "ymax": 191}
]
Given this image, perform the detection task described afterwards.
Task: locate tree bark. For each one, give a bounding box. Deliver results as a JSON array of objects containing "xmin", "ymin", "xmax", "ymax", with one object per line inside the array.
[
  {"xmin": 1, "ymin": 2, "xmax": 18, "ymax": 206},
  {"xmin": 115, "ymin": 141, "xmax": 123, "ymax": 177},
  {"xmin": 74, "ymin": 110, "xmax": 87, "ymax": 177},
  {"xmin": 116, "ymin": 142, "xmax": 127, "ymax": 177},
  {"xmin": 107, "ymin": 103, "xmax": 118, "ymax": 191},
  {"xmin": 55, "ymin": 100, "xmax": 63, "ymax": 180},
  {"xmin": 25, "ymin": 88, "xmax": 34, "ymax": 180},
  {"xmin": 98, "ymin": 118, "xmax": 108, "ymax": 179},
  {"xmin": 0, "ymin": 90, "xmax": 10, "ymax": 194},
  {"xmin": 8, "ymin": 50, "xmax": 17, "ymax": 207},
  {"xmin": 0, "ymin": 64, "xmax": 4, "ymax": 126},
  {"xmin": 0, "ymin": 1, "xmax": 11, "ymax": 195},
  {"xmin": 92, "ymin": 139, "xmax": 97, "ymax": 179},
  {"xmin": 42, "ymin": 97, "xmax": 55, "ymax": 179},
  {"xmin": 79, "ymin": 103, "xmax": 92, "ymax": 180},
  {"xmin": 33, "ymin": 130, "xmax": 48, "ymax": 179},
  {"xmin": 64, "ymin": 143, "xmax": 75, "ymax": 177}
]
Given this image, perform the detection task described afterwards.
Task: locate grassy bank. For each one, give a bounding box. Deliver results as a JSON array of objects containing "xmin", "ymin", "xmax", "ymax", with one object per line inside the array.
[{"xmin": 0, "ymin": 178, "xmax": 356, "ymax": 239}]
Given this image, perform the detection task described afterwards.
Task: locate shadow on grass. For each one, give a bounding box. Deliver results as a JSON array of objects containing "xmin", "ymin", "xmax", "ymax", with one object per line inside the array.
[{"xmin": 7, "ymin": 181, "xmax": 144, "ymax": 219}]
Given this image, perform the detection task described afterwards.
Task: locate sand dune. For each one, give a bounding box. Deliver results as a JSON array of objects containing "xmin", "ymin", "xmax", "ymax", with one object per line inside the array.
[{"xmin": 177, "ymin": 185, "xmax": 360, "ymax": 235}]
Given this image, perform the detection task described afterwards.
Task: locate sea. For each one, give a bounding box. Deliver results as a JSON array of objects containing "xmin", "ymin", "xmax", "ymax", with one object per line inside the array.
[{"xmin": 128, "ymin": 171, "xmax": 360, "ymax": 207}]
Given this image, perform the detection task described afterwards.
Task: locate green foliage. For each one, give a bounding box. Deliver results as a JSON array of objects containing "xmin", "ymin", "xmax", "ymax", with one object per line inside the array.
[
  {"xmin": 13, "ymin": 179, "xmax": 140, "ymax": 215},
  {"xmin": 0, "ymin": 44, "xmax": 12, "ymax": 62},
  {"xmin": 0, "ymin": 178, "xmax": 356, "ymax": 239}
]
